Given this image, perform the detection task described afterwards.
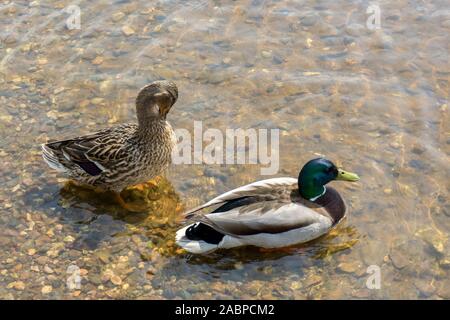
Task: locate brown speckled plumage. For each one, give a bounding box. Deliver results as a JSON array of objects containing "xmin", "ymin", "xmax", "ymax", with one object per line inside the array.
[{"xmin": 42, "ymin": 80, "xmax": 178, "ymax": 192}]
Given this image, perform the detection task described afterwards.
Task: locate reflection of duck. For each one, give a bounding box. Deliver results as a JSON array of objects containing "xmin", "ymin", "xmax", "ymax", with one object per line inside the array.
[
  {"xmin": 181, "ymin": 225, "xmax": 360, "ymax": 268},
  {"xmin": 176, "ymin": 158, "xmax": 359, "ymax": 254},
  {"xmin": 59, "ymin": 176, "xmax": 183, "ymax": 224},
  {"xmin": 42, "ymin": 81, "xmax": 178, "ymax": 210}
]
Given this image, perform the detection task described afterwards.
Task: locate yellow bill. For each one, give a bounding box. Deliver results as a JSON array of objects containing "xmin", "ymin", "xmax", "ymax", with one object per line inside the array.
[{"xmin": 336, "ymin": 169, "xmax": 360, "ymax": 182}]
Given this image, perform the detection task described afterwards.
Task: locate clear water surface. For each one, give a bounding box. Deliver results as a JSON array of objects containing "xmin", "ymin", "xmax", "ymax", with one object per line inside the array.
[{"xmin": 0, "ymin": 0, "xmax": 449, "ymax": 299}]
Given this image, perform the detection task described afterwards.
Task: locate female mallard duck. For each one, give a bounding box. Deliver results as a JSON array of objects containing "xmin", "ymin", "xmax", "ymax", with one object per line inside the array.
[
  {"xmin": 176, "ymin": 158, "xmax": 359, "ymax": 254},
  {"xmin": 41, "ymin": 80, "xmax": 178, "ymax": 208}
]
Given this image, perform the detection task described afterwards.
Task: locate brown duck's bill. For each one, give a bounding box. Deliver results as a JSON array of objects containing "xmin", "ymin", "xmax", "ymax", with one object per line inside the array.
[{"xmin": 336, "ymin": 169, "xmax": 360, "ymax": 182}]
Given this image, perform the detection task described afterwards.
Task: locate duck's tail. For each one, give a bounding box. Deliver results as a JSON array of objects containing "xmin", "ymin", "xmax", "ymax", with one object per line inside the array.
[
  {"xmin": 175, "ymin": 224, "xmax": 221, "ymax": 254},
  {"xmin": 41, "ymin": 143, "xmax": 68, "ymax": 172}
]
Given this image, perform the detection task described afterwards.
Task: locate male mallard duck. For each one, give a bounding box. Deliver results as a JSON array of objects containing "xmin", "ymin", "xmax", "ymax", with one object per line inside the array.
[
  {"xmin": 176, "ymin": 158, "xmax": 359, "ymax": 254},
  {"xmin": 42, "ymin": 80, "xmax": 178, "ymax": 209}
]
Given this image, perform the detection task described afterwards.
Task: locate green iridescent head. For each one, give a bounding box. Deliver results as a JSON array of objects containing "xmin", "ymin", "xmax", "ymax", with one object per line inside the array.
[{"xmin": 298, "ymin": 158, "xmax": 360, "ymax": 200}]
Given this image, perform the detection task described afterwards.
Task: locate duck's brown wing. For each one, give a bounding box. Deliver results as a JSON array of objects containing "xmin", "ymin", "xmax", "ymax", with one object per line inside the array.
[{"xmin": 43, "ymin": 124, "xmax": 136, "ymax": 176}]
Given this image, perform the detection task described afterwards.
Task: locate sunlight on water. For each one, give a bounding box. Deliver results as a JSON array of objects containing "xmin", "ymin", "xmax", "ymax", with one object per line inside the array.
[{"xmin": 0, "ymin": 0, "xmax": 448, "ymax": 299}]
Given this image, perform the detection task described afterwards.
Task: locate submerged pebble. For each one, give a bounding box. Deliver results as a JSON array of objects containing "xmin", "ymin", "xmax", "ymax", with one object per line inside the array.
[
  {"xmin": 41, "ymin": 285, "xmax": 53, "ymax": 294},
  {"xmin": 121, "ymin": 26, "xmax": 135, "ymax": 36},
  {"xmin": 337, "ymin": 262, "xmax": 360, "ymax": 274}
]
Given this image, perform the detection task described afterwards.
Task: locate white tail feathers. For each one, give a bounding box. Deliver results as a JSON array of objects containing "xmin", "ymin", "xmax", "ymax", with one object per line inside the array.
[
  {"xmin": 175, "ymin": 225, "xmax": 219, "ymax": 254},
  {"xmin": 41, "ymin": 144, "xmax": 67, "ymax": 172}
]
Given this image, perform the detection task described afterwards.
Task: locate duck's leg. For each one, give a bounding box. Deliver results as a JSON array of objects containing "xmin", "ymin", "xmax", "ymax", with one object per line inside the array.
[
  {"xmin": 144, "ymin": 176, "xmax": 162, "ymax": 188},
  {"xmin": 63, "ymin": 180, "xmax": 79, "ymax": 191},
  {"xmin": 64, "ymin": 180, "xmax": 104, "ymax": 193},
  {"xmin": 112, "ymin": 192, "xmax": 147, "ymax": 212},
  {"xmin": 62, "ymin": 181, "xmax": 144, "ymax": 212},
  {"xmin": 130, "ymin": 176, "xmax": 162, "ymax": 191}
]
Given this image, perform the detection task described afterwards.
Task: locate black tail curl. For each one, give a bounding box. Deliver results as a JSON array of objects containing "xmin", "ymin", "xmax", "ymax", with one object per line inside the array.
[{"xmin": 185, "ymin": 223, "xmax": 225, "ymax": 244}]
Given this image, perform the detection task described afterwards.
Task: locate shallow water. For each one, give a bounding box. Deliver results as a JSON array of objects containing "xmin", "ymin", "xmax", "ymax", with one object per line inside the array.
[{"xmin": 0, "ymin": 0, "xmax": 449, "ymax": 299}]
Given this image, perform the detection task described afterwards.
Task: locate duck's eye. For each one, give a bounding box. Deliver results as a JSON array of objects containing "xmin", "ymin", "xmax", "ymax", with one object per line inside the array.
[{"xmin": 326, "ymin": 166, "xmax": 338, "ymax": 176}]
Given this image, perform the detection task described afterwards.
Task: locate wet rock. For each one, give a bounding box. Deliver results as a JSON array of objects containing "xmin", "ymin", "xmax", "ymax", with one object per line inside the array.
[
  {"xmin": 261, "ymin": 50, "xmax": 272, "ymax": 58},
  {"xmin": 343, "ymin": 36, "xmax": 355, "ymax": 45},
  {"xmin": 290, "ymin": 281, "xmax": 301, "ymax": 290},
  {"xmin": 146, "ymin": 265, "xmax": 157, "ymax": 277},
  {"xmin": 3, "ymin": 34, "xmax": 17, "ymax": 45},
  {"xmin": 234, "ymin": 262, "xmax": 244, "ymax": 270},
  {"xmin": 429, "ymin": 240, "xmax": 445, "ymax": 255},
  {"xmin": 179, "ymin": 290, "xmax": 192, "ymax": 299},
  {"xmin": 112, "ymin": 12, "xmax": 125, "ymax": 22},
  {"xmin": 411, "ymin": 146, "xmax": 425, "ymax": 155},
  {"xmin": 7, "ymin": 281, "xmax": 25, "ymax": 290},
  {"xmin": 204, "ymin": 72, "xmax": 226, "ymax": 85},
  {"xmin": 91, "ymin": 97, "xmax": 105, "ymax": 105},
  {"xmin": 80, "ymin": 269, "xmax": 88, "ymax": 276},
  {"xmin": 414, "ymin": 279, "xmax": 436, "ymax": 297},
  {"xmin": 261, "ymin": 266, "xmax": 273, "ymax": 275},
  {"xmin": 371, "ymin": 32, "xmax": 394, "ymax": 49},
  {"xmin": 131, "ymin": 234, "xmax": 143, "ymax": 246},
  {"xmin": 439, "ymin": 259, "xmax": 450, "ymax": 269},
  {"xmin": 389, "ymin": 250, "xmax": 409, "ymax": 269},
  {"xmin": 222, "ymin": 57, "xmax": 232, "ymax": 64},
  {"xmin": 95, "ymin": 250, "xmax": 111, "ymax": 264},
  {"xmin": 122, "ymin": 26, "xmax": 135, "ymax": 36},
  {"xmin": 337, "ymin": 261, "xmax": 361, "ymax": 274},
  {"xmin": 304, "ymin": 37, "xmax": 313, "ymax": 48},
  {"xmin": 68, "ymin": 250, "xmax": 82, "ymax": 259},
  {"xmin": 64, "ymin": 235, "xmax": 75, "ymax": 243},
  {"xmin": 437, "ymin": 281, "xmax": 450, "ymax": 299},
  {"xmin": 44, "ymin": 265, "xmax": 54, "ymax": 274},
  {"xmin": 319, "ymin": 51, "xmax": 347, "ymax": 61},
  {"xmin": 88, "ymin": 273, "xmax": 102, "ymax": 285},
  {"xmin": 92, "ymin": 56, "xmax": 104, "ymax": 65},
  {"xmin": 352, "ymin": 289, "xmax": 370, "ymax": 299},
  {"xmin": 37, "ymin": 58, "xmax": 48, "ymax": 65},
  {"xmin": 408, "ymin": 159, "xmax": 428, "ymax": 170},
  {"xmin": 303, "ymin": 274, "xmax": 322, "ymax": 288},
  {"xmin": 162, "ymin": 287, "xmax": 177, "ymax": 299},
  {"xmin": 300, "ymin": 14, "xmax": 318, "ymax": 27},
  {"xmin": 41, "ymin": 285, "xmax": 53, "ymax": 294},
  {"xmin": 36, "ymin": 256, "xmax": 48, "ymax": 265},
  {"xmin": 72, "ymin": 290, "xmax": 81, "ymax": 297},
  {"xmin": 272, "ymin": 55, "xmax": 283, "ymax": 65},
  {"xmin": 417, "ymin": 229, "xmax": 447, "ymax": 256},
  {"xmin": 110, "ymin": 275, "xmax": 122, "ymax": 286},
  {"xmin": 441, "ymin": 20, "xmax": 450, "ymax": 28}
]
